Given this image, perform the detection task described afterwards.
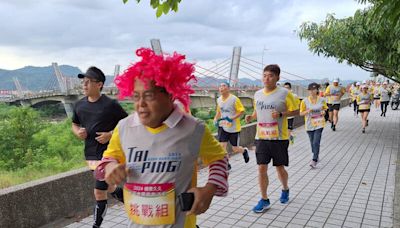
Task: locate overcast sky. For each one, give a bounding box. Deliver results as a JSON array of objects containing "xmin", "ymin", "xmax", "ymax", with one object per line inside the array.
[{"xmin": 0, "ymin": 0, "xmax": 370, "ymax": 82}]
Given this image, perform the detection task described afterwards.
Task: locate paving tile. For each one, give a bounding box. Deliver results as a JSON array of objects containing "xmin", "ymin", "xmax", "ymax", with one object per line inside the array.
[{"xmin": 62, "ymin": 107, "xmax": 398, "ymax": 228}]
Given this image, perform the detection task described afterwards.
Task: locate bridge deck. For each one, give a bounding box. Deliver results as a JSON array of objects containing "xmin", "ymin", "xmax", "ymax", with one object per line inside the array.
[{"xmin": 65, "ymin": 106, "xmax": 399, "ymax": 228}]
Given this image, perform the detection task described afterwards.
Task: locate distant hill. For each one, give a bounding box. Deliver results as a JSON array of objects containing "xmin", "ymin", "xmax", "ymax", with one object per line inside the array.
[
  {"xmin": 0, "ymin": 65, "xmax": 82, "ymax": 91},
  {"xmin": 0, "ymin": 65, "xmax": 118, "ymax": 91},
  {"xmin": 0, "ymin": 64, "xmax": 355, "ymax": 91}
]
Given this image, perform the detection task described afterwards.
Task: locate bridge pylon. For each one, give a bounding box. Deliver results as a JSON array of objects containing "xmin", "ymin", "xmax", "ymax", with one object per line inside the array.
[
  {"xmin": 229, "ymin": 47, "xmax": 241, "ymax": 87},
  {"xmin": 52, "ymin": 62, "xmax": 67, "ymax": 94},
  {"xmin": 150, "ymin": 39, "xmax": 163, "ymax": 55},
  {"xmin": 13, "ymin": 77, "xmax": 24, "ymax": 98}
]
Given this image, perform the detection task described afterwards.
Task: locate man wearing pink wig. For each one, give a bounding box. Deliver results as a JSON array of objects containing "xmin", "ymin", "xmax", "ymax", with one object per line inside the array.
[{"xmin": 95, "ymin": 48, "xmax": 229, "ymax": 228}]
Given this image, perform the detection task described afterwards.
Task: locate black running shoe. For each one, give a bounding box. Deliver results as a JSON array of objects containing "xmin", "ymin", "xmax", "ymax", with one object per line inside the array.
[{"xmin": 243, "ymin": 148, "xmax": 250, "ymax": 163}]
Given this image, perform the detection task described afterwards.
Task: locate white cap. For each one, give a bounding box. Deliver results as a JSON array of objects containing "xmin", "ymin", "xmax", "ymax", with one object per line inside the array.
[
  {"xmin": 356, "ymin": 82, "xmax": 361, "ymax": 86},
  {"xmin": 361, "ymin": 85, "xmax": 368, "ymax": 89},
  {"xmin": 333, "ymin": 78, "xmax": 339, "ymax": 83},
  {"xmin": 362, "ymin": 80, "xmax": 367, "ymax": 84}
]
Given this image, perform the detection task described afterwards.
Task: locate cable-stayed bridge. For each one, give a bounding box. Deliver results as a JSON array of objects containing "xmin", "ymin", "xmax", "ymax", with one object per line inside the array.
[{"xmin": 2, "ymin": 40, "xmax": 312, "ymax": 117}]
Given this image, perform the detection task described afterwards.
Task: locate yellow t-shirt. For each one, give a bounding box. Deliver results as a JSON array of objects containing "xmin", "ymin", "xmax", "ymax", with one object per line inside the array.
[
  {"xmin": 325, "ymin": 85, "xmax": 345, "ymax": 104},
  {"xmin": 216, "ymin": 94, "xmax": 245, "ymax": 132},
  {"xmin": 103, "ymin": 124, "xmax": 226, "ymax": 228},
  {"xmin": 253, "ymin": 88, "xmax": 298, "ymax": 140}
]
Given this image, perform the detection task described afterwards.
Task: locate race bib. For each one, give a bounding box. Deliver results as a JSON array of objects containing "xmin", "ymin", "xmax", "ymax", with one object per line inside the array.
[
  {"xmin": 310, "ymin": 114, "xmax": 324, "ymax": 127},
  {"xmin": 86, "ymin": 160, "xmax": 100, "ymax": 170},
  {"xmin": 219, "ymin": 120, "xmax": 232, "ymax": 128},
  {"xmin": 359, "ymin": 100, "xmax": 370, "ymax": 110},
  {"xmin": 359, "ymin": 104, "xmax": 370, "ymax": 110},
  {"xmin": 258, "ymin": 122, "xmax": 279, "ymax": 139},
  {"xmin": 124, "ymin": 183, "xmax": 175, "ymax": 225},
  {"xmin": 331, "ymin": 95, "xmax": 340, "ymax": 102}
]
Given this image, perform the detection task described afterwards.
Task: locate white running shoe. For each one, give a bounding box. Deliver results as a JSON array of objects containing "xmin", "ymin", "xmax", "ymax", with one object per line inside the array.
[{"xmin": 310, "ymin": 160, "xmax": 317, "ymax": 168}]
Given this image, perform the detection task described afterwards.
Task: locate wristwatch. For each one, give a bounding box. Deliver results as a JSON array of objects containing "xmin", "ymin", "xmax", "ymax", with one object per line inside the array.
[{"xmin": 279, "ymin": 112, "xmax": 283, "ymax": 118}]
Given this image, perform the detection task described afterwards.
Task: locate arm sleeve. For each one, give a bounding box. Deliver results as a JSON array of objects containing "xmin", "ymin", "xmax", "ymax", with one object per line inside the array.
[
  {"xmin": 300, "ymin": 100, "xmax": 306, "ymax": 112},
  {"xmin": 199, "ymin": 125, "xmax": 229, "ymax": 196},
  {"xmin": 234, "ymin": 97, "xmax": 245, "ymax": 113},
  {"xmin": 285, "ymin": 92, "xmax": 298, "ymax": 112}
]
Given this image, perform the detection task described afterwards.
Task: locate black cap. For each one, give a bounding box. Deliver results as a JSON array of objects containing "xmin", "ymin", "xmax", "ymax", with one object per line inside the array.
[
  {"xmin": 308, "ymin": 82, "xmax": 320, "ymax": 90},
  {"xmin": 78, "ymin": 66, "xmax": 106, "ymax": 83}
]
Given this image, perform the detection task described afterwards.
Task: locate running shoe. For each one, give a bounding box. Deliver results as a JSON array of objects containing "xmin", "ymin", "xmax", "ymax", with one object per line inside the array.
[
  {"xmin": 242, "ymin": 148, "xmax": 250, "ymax": 163},
  {"xmin": 310, "ymin": 160, "xmax": 317, "ymax": 168},
  {"xmin": 228, "ymin": 163, "xmax": 232, "ymax": 170},
  {"xmin": 362, "ymin": 128, "xmax": 365, "ymax": 133},
  {"xmin": 280, "ymin": 189, "xmax": 289, "ymax": 204},
  {"xmin": 332, "ymin": 125, "xmax": 336, "ymax": 131},
  {"xmin": 289, "ymin": 135, "xmax": 295, "ymax": 144},
  {"xmin": 253, "ymin": 198, "xmax": 271, "ymax": 213}
]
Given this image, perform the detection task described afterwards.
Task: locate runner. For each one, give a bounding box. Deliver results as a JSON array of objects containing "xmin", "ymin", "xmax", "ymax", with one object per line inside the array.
[
  {"xmin": 373, "ymin": 82, "xmax": 381, "ymax": 110},
  {"xmin": 299, "ymin": 83, "xmax": 328, "ymax": 168},
  {"xmin": 214, "ymin": 81, "xmax": 249, "ymax": 170},
  {"xmin": 71, "ymin": 66, "xmax": 128, "ymax": 228},
  {"xmin": 348, "ymin": 82, "xmax": 356, "ymax": 107},
  {"xmin": 325, "ymin": 78, "xmax": 345, "ymax": 131},
  {"xmin": 350, "ymin": 82, "xmax": 361, "ymax": 116},
  {"xmin": 283, "ymin": 82, "xmax": 301, "ymax": 144},
  {"xmin": 357, "ymin": 85, "xmax": 373, "ymax": 133},
  {"xmin": 245, "ymin": 64, "xmax": 299, "ymax": 213},
  {"xmin": 321, "ymin": 82, "xmax": 330, "ymax": 122},
  {"xmin": 95, "ymin": 48, "xmax": 229, "ymax": 228},
  {"xmin": 379, "ymin": 81, "xmax": 390, "ymax": 117}
]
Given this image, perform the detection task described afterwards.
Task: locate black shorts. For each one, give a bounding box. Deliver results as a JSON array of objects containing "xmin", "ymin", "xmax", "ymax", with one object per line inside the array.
[
  {"xmin": 358, "ymin": 109, "xmax": 370, "ymax": 113},
  {"xmin": 255, "ymin": 140, "xmax": 289, "ymax": 166},
  {"xmin": 287, "ymin": 118, "xmax": 294, "ymax": 130},
  {"xmin": 218, "ymin": 127, "xmax": 240, "ymax": 146},
  {"xmin": 373, "ymin": 97, "xmax": 380, "ymax": 100},
  {"xmin": 328, "ymin": 104, "xmax": 340, "ymax": 111},
  {"xmin": 95, "ymin": 180, "xmax": 109, "ymax": 190}
]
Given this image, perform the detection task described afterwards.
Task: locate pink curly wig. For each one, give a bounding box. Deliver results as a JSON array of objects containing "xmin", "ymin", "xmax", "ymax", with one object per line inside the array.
[{"xmin": 115, "ymin": 48, "xmax": 196, "ymax": 112}]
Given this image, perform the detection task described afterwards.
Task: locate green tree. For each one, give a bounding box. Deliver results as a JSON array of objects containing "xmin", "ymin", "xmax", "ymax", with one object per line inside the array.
[
  {"xmin": 123, "ymin": 0, "xmax": 182, "ymax": 17},
  {"xmin": 298, "ymin": 8, "xmax": 400, "ymax": 82},
  {"xmin": 0, "ymin": 107, "xmax": 43, "ymax": 170},
  {"xmin": 358, "ymin": 0, "xmax": 400, "ymax": 28}
]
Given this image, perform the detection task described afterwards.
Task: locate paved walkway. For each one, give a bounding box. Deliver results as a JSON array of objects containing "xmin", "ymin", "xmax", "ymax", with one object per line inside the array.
[{"xmin": 66, "ymin": 106, "xmax": 399, "ymax": 228}]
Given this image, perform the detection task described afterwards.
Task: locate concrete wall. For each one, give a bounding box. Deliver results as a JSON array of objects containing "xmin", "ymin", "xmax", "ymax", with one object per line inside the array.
[
  {"xmin": 0, "ymin": 168, "xmax": 95, "ymax": 228},
  {"xmin": 0, "ymin": 99, "xmax": 351, "ymax": 228}
]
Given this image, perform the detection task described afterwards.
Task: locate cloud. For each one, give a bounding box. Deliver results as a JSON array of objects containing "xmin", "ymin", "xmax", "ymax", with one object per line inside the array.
[{"xmin": 0, "ymin": 0, "xmax": 370, "ymax": 82}]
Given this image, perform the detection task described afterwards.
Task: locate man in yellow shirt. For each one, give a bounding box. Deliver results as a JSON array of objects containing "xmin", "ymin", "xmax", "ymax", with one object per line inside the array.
[
  {"xmin": 245, "ymin": 64, "xmax": 299, "ymax": 213},
  {"xmin": 95, "ymin": 48, "xmax": 229, "ymax": 228},
  {"xmin": 214, "ymin": 81, "xmax": 249, "ymax": 170},
  {"xmin": 325, "ymin": 78, "xmax": 345, "ymax": 131}
]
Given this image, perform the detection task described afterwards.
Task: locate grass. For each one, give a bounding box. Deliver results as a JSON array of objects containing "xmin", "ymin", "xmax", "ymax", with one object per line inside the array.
[{"xmin": 0, "ymin": 161, "xmax": 86, "ymax": 189}]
